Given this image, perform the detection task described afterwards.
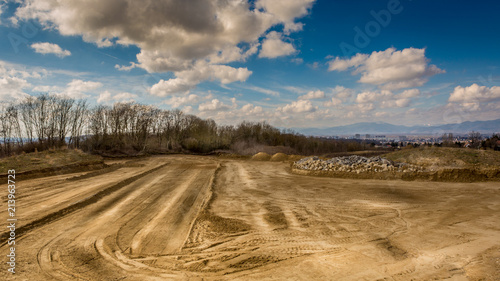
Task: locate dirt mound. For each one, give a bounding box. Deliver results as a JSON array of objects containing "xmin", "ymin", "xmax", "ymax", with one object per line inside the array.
[
  {"xmin": 288, "ymin": 154, "xmax": 306, "ymax": 161},
  {"xmin": 270, "ymin": 153, "xmax": 288, "ymax": 161},
  {"xmin": 0, "ymin": 149, "xmax": 105, "ymax": 180},
  {"xmin": 291, "ymin": 155, "xmax": 500, "ymax": 182},
  {"xmin": 251, "ymin": 152, "xmax": 271, "ymax": 161},
  {"xmin": 383, "ymin": 147, "xmax": 500, "ymax": 169}
]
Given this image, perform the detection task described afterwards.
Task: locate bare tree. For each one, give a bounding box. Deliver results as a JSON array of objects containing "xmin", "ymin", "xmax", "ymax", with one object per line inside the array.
[
  {"xmin": 468, "ymin": 131, "xmax": 482, "ymax": 149},
  {"xmin": 31, "ymin": 94, "xmax": 53, "ymax": 147},
  {"xmin": 53, "ymin": 97, "xmax": 74, "ymax": 146},
  {"xmin": 69, "ymin": 100, "xmax": 88, "ymax": 148},
  {"xmin": 8, "ymin": 106, "xmax": 23, "ymax": 148},
  {"xmin": 0, "ymin": 107, "xmax": 11, "ymax": 155},
  {"xmin": 1, "ymin": 95, "xmax": 370, "ymax": 157},
  {"xmin": 441, "ymin": 133, "xmax": 454, "ymax": 147},
  {"xmin": 88, "ymin": 105, "xmax": 110, "ymax": 150},
  {"xmin": 18, "ymin": 96, "xmax": 37, "ymax": 145}
]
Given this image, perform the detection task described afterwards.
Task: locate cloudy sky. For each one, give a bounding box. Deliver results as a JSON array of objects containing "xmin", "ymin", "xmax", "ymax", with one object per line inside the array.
[{"xmin": 0, "ymin": 0, "xmax": 499, "ymax": 128}]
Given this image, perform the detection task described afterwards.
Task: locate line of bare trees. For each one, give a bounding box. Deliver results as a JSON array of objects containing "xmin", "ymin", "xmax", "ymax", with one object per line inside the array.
[
  {"xmin": 0, "ymin": 95, "xmax": 88, "ymax": 155},
  {"xmin": 0, "ymin": 94, "xmax": 365, "ymax": 157}
]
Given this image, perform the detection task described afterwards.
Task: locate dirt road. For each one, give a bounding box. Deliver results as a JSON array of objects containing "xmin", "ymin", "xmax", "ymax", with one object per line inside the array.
[{"xmin": 1, "ymin": 155, "xmax": 499, "ymax": 280}]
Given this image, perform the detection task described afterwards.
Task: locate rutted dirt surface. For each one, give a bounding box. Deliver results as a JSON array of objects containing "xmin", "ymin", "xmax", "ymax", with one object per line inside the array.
[{"xmin": 1, "ymin": 155, "xmax": 500, "ymax": 280}]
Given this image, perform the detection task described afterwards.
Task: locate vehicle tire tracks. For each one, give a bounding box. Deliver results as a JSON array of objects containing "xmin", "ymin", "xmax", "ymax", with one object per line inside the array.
[{"xmin": 0, "ymin": 162, "xmax": 170, "ymax": 246}]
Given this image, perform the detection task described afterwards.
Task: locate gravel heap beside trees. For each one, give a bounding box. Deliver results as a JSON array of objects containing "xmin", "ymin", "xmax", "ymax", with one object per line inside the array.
[{"xmin": 293, "ymin": 155, "xmax": 423, "ymax": 173}]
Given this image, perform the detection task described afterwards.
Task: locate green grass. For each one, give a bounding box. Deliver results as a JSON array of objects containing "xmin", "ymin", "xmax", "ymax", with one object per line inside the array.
[
  {"xmin": 383, "ymin": 147, "xmax": 500, "ymax": 168},
  {"xmin": 0, "ymin": 149, "xmax": 103, "ymax": 174}
]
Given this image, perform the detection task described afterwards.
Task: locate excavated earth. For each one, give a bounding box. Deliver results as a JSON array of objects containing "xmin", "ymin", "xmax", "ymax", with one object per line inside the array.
[
  {"xmin": 1, "ymin": 155, "xmax": 500, "ymax": 280},
  {"xmin": 292, "ymin": 155, "xmax": 500, "ymax": 182}
]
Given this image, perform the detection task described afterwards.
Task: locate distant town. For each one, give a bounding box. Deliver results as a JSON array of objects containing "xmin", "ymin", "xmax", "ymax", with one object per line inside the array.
[{"xmin": 318, "ymin": 132, "xmax": 500, "ymax": 150}]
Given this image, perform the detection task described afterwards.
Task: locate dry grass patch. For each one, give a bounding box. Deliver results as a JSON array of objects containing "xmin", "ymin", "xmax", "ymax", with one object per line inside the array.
[
  {"xmin": 0, "ymin": 149, "xmax": 103, "ymax": 174},
  {"xmin": 383, "ymin": 147, "xmax": 500, "ymax": 169}
]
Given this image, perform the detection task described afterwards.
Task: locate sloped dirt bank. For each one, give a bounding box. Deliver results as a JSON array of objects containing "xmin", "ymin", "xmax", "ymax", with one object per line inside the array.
[{"xmin": 291, "ymin": 166, "xmax": 500, "ymax": 182}]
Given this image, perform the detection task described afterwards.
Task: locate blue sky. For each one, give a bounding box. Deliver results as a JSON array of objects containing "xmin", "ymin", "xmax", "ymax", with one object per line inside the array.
[{"xmin": 0, "ymin": 0, "xmax": 499, "ymax": 128}]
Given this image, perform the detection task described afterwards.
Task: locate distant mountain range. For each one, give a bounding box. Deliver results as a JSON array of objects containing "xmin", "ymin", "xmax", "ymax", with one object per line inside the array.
[{"xmin": 295, "ymin": 119, "xmax": 500, "ymax": 136}]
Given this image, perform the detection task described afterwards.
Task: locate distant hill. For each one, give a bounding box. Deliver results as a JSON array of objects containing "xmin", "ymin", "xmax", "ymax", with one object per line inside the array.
[{"xmin": 295, "ymin": 119, "xmax": 500, "ymax": 136}]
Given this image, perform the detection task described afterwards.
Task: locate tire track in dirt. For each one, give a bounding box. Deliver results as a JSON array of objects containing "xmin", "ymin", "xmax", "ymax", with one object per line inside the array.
[
  {"xmin": 177, "ymin": 161, "xmax": 343, "ymax": 275},
  {"xmin": 129, "ymin": 169, "xmax": 204, "ymax": 255},
  {"xmin": 33, "ymin": 163, "xmax": 190, "ymax": 280},
  {"xmin": 2, "ymin": 156, "xmax": 500, "ymax": 280},
  {"xmin": 0, "ymin": 162, "xmax": 170, "ymax": 246},
  {"xmin": 30, "ymin": 158, "xmax": 218, "ymax": 280}
]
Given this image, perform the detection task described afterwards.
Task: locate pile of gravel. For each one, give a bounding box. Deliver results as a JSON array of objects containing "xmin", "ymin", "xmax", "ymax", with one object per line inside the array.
[{"xmin": 293, "ymin": 155, "xmax": 422, "ymax": 173}]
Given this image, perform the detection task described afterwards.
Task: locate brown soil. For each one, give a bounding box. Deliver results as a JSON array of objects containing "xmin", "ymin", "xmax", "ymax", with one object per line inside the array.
[
  {"xmin": 1, "ymin": 156, "xmax": 499, "ymax": 280},
  {"xmin": 287, "ymin": 154, "xmax": 306, "ymax": 162},
  {"xmin": 0, "ymin": 161, "xmax": 107, "ymax": 181},
  {"xmin": 292, "ymin": 166, "xmax": 500, "ymax": 182},
  {"xmin": 251, "ymin": 152, "xmax": 271, "ymax": 161},
  {"xmin": 384, "ymin": 147, "xmax": 500, "ymax": 169},
  {"xmin": 270, "ymin": 153, "xmax": 288, "ymax": 161},
  {"xmin": 0, "ymin": 149, "xmax": 106, "ymax": 180}
]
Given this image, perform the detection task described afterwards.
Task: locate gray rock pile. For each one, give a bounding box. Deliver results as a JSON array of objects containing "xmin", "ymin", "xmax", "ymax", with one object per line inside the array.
[{"xmin": 293, "ymin": 155, "xmax": 422, "ymax": 173}]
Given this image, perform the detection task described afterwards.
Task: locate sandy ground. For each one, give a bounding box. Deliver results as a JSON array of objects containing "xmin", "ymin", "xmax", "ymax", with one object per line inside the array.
[{"xmin": 1, "ymin": 155, "xmax": 499, "ymax": 280}]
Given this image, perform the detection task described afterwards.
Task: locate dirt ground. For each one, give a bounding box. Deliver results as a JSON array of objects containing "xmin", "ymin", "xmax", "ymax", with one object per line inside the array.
[{"xmin": 1, "ymin": 155, "xmax": 499, "ymax": 280}]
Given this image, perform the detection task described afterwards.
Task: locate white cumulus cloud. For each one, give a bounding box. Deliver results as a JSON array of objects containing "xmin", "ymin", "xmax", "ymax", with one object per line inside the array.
[
  {"xmin": 381, "ymin": 98, "xmax": 411, "ymax": 108},
  {"xmin": 447, "ymin": 84, "xmax": 500, "ymax": 112},
  {"xmin": 323, "ymin": 97, "xmax": 342, "ymax": 107},
  {"xmin": 0, "ymin": 76, "xmax": 30, "ymax": 101},
  {"xmin": 328, "ymin": 54, "xmax": 368, "ymax": 72},
  {"xmin": 62, "ymin": 79, "xmax": 102, "ymax": 99},
  {"xmin": 398, "ymin": 88, "xmax": 420, "ymax": 99},
  {"xmin": 327, "ymin": 47, "xmax": 444, "ymax": 90},
  {"xmin": 259, "ymin": 31, "xmax": 296, "ymax": 59},
  {"xmin": 150, "ymin": 62, "xmax": 252, "ymax": 96},
  {"xmin": 14, "ymin": 0, "xmax": 314, "ymax": 92},
  {"xmin": 115, "ymin": 62, "xmax": 137, "ymax": 72},
  {"xmin": 97, "ymin": 91, "xmax": 138, "ymax": 103},
  {"xmin": 355, "ymin": 90, "xmax": 392, "ymax": 104},
  {"xmin": 279, "ymin": 99, "xmax": 317, "ymax": 113},
  {"xmin": 198, "ymin": 98, "xmax": 236, "ymax": 112},
  {"xmin": 0, "ymin": 3, "xmax": 4, "ymax": 25},
  {"xmin": 32, "ymin": 85, "xmax": 60, "ymax": 93},
  {"xmin": 208, "ymin": 44, "xmax": 260, "ymax": 64},
  {"xmin": 256, "ymin": 0, "xmax": 315, "ymax": 33},
  {"xmin": 164, "ymin": 94, "xmax": 200, "ymax": 108},
  {"xmin": 241, "ymin": 103, "xmax": 264, "ymax": 114},
  {"xmin": 355, "ymin": 89, "xmax": 414, "ymax": 108},
  {"xmin": 298, "ymin": 90, "xmax": 325, "ymax": 100},
  {"xmin": 331, "ymin": 85, "xmax": 355, "ymax": 101},
  {"xmin": 0, "ymin": 61, "xmax": 46, "ymax": 101},
  {"xmin": 31, "ymin": 42, "xmax": 71, "ymax": 57},
  {"xmin": 449, "ymin": 84, "xmax": 500, "ymax": 103}
]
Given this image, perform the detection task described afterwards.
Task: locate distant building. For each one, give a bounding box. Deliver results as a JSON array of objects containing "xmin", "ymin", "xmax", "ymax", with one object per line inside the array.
[
  {"xmin": 355, "ymin": 134, "xmax": 360, "ymax": 139},
  {"xmin": 365, "ymin": 134, "xmax": 371, "ymax": 139},
  {"xmin": 399, "ymin": 136, "xmax": 407, "ymax": 141}
]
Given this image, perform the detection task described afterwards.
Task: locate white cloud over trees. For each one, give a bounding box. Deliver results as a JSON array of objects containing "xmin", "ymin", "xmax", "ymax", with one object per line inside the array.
[{"xmin": 279, "ymin": 100, "xmax": 317, "ymax": 113}]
